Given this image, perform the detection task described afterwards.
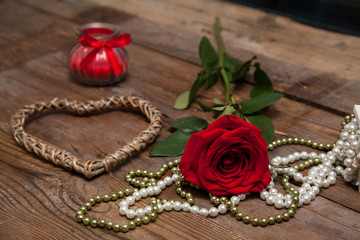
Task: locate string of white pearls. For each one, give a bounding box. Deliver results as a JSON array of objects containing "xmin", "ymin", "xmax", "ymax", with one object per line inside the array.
[
  {"xmin": 262, "ymin": 114, "xmax": 360, "ymax": 208},
  {"xmin": 119, "ymin": 170, "xmax": 247, "ymax": 219},
  {"xmin": 186, "ymin": 194, "xmax": 246, "ymax": 218},
  {"xmin": 265, "ymin": 152, "xmax": 334, "ymax": 208},
  {"xmin": 119, "ymin": 173, "xmax": 180, "ymax": 219},
  {"xmin": 260, "ymin": 188, "xmax": 293, "ymax": 209},
  {"xmin": 332, "ymin": 117, "xmax": 360, "ymax": 183}
]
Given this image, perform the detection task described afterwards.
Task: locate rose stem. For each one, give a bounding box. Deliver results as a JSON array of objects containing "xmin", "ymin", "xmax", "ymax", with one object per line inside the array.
[{"xmin": 215, "ymin": 18, "xmax": 233, "ymax": 106}]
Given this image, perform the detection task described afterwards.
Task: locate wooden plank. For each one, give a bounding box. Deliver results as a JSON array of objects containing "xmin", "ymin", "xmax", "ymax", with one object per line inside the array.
[
  {"xmin": 88, "ymin": 0, "xmax": 360, "ymax": 82},
  {"xmin": 21, "ymin": 0, "xmax": 360, "ymax": 83},
  {"xmin": 12, "ymin": 45, "xmax": 359, "ymax": 213},
  {"xmin": 1, "ymin": 44, "xmax": 359, "ymax": 239},
  {"xmin": 1, "ymin": 0, "xmax": 358, "ymax": 211},
  {"xmin": 15, "ymin": 0, "xmax": 360, "ymax": 116},
  {"xmin": 1, "ymin": 140, "xmax": 360, "ymax": 240},
  {"xmin": 1, "ymin": 0, "xmax": 359, "ymax": 239},
  {"xmin": 0, "ymin": 1, "xmax": 78, "ymax": 71},
  {"xmin": 114, "ymin": 17, "xmax": 360, "ymax": 116}
]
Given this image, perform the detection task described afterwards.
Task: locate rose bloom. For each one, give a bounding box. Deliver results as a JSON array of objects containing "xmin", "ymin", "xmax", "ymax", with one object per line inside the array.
[{"xmin": 179, "ymin": 115, "xmax": 271, "ymax": 196}]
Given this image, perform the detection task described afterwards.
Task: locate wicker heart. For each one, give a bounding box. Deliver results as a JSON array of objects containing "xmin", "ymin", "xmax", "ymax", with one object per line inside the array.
[{"xmin": 10, "ymin": 96, "xmax": 162, "ymax": 178}]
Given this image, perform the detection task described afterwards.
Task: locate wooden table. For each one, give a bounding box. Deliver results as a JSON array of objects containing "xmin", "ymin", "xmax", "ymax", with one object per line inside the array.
[{"xmin": 1, "ymin": 0, "xmax": 360, "ymax": 239}]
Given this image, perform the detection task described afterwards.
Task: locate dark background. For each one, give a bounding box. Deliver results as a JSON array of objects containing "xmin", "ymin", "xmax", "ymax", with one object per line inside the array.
[{"xmin": 225, "ymin": 0, "xmax": 360, "ymax": 36}]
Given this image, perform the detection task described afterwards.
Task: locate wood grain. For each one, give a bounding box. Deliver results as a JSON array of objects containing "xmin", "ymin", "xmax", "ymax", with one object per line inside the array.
[
  {"xmin": 87, "ymin": 0, "xmax": 360, "ymax": 82},
  {"xmin": 0, "ymin": 0, "xmax": 359, "ymax": 239},
  {"xmin": 114, "ymin": 17, "xmax": 360, "ymax": 115},
  {"xmin": 15, "ymin": 0, "xmax": 360, "ymax": 115}
]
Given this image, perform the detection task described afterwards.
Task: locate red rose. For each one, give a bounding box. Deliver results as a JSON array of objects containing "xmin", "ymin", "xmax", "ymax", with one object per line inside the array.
[{"xmin": 179, "ymin": 115, "xmax": 271, "ymax": 196}]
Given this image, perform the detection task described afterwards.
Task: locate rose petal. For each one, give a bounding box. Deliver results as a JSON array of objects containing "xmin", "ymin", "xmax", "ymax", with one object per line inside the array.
[
  {"xmin": 205, "ymin": 115, "xmax": 262, "ymax": 134},
  {"xmin": 180, "ymin": 128, "xmax": 228, "ymax": 188},
  {"xmin": 179, "ymin": 115, "xmax": 271, "ymax": 195}
]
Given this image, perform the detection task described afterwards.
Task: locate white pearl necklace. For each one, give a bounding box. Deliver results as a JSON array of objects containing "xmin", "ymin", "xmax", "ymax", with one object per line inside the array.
[
  {"xmin": 119, "ymin": 174, "xmax": 178, "ymax": 219},
  {"xmin": 119, "ymin": 170, "xmax": 248, "ymax": 219},
  {"xmin": 261, "ymin": 116, "xmax": 360, "ymax": 208}
]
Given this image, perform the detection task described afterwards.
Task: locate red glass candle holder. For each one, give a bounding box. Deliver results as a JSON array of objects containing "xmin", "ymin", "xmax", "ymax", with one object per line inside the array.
[{"xmin": 69, "ymin": 23, "xmax": 131, "ymax": 86}]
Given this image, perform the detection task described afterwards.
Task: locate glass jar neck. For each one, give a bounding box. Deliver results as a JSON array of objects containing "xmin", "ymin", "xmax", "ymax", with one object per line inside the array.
[{"xmin": 76, "ymin": 22, "xmax": 119, "ymax": 42}]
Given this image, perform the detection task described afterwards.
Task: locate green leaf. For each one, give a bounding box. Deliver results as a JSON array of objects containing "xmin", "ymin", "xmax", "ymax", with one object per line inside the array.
[
  {"xmin": 241, "ymin": 92, "xmax": 283, "ymax": 114},
  {"xmin": 232, "ymin": 56, "xmax": 256, "ymax": 83},
  {"xmin": 174, "ymin": 90, "xmax": 190, "ymax": 110},
  {"xmin": 189, "ymin": 73, "xmax": 206, "ymax": 104},
  {"xmin": 150, "ymin": 130, "xmax": 191, "ymax": 157},
  {"xmin": 219, "ymin": 105, "xmax": 236, "ymax": 117},
  {"xmin": 213, "ymin": 98, "xmax": 224, "ymax": 105},
  {"xmin": 199, "ymin": 37, "xmax": 218, "ymax": 72},
  {"xmin": 171, "ymin": 116, "xmax": 208, "ymax": 132},
  {"xmin": 212, "ymin": 106, "xmax": 226, "ymax": 111},
  {"xmin": 250, "ymin": 62, "xmax": 273, "ymax": 98},
  {"xmin": 223, "ymin": 56, "xmax": 238, "ymax": 72},
  {"xmin": 197, "ymin": 102, "xmax": 213, "ymax": 112},
  {"xmin": 246, "ymin": 114, "xmax": 274, "ymax": 143},
  {"xmin": 205, "ymin": 71, "xmax": 220, "ymax": 88}
]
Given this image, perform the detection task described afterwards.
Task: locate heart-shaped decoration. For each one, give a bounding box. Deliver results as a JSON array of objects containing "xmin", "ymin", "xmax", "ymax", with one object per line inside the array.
[{"xmin": 10, "ymin": 95, "xmax": 162, "ymax": 178}]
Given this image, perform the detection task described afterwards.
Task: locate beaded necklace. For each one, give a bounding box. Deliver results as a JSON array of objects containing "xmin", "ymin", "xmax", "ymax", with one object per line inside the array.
[{"xmin": 76, "ymin": 113, "xmax": 359, "ymax": 232}]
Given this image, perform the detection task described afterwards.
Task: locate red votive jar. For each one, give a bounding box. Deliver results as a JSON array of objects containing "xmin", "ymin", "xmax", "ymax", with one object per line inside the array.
[{"xmin": 69, "ymin": 22, "xmax": 131, "ymax": 86}]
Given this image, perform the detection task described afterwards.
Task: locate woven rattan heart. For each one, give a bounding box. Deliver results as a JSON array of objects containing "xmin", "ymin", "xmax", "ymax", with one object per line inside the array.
[{"xmin": 10, "ymin": 96, "xmax": 162, "ymax": 178}]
